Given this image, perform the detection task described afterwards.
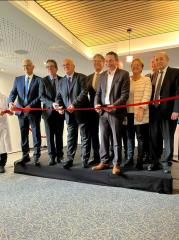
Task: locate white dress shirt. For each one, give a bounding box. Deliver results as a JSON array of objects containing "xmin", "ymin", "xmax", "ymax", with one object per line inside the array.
[
  {"xmin": 25, "ymin": 74, "xmax": 33, "ymax": 91},
  {"xmin": 105, "ymin": 68, "xmax": 117, "ymax": 105}
]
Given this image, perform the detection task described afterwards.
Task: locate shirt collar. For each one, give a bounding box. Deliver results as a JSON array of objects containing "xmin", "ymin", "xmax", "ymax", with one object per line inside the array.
[
  {"xmin": 160, "ymin": 66, "xmax": 168, "ymax": 74},
  {"xmin": 95, "ymin": 70, "xmax": 103, "ymax": 75},
  {"xmin": 25, "ymin": 74, "xmax": 33, "ymax": 80},
  {"xmin": 108, "ymin": 68, "xmax": 117, "ymax": 76},
  {"xmin": 49, "ymin": 75, "xmax": 58, "ymax": 81},
  {"xmin": 66, "ymin": 73, "xmax": 74, "ymax": 79}
]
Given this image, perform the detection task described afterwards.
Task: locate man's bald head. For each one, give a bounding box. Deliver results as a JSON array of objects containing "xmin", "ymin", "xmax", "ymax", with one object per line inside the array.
[
  {"xmin": 63, "ymin": 58, "xmax": 75, "ymax": 75},
  {"xmin": 155, "ymin": 52, "xmax": 169, "ymax": 71},
  {"xmin": 22, "ymin": 59, "xmax": 34, "ymax": 75}
]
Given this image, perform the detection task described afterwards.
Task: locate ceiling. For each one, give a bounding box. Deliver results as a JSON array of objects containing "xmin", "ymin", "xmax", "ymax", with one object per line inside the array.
[
  {"xmin": 0, "ymin": 0, "xmax": 179, "ymax": 79},
  {"xmin": 36, "ymin": 0, "xmax": 179, "ymax": 47},
  {"xmin": 0, "ymin": 1, "xmax": 92, "ymax": 77}
]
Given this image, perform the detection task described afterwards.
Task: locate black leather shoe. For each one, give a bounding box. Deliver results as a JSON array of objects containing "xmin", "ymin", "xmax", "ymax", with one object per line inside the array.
[
  {"xmin": 57, "ymin": 155, "xmax": 64, "ymax": 164},
  {"xmin": 124, "ymin": 158, "xmax": 134, "ymax": 167},
  {"xmin": 147, "ymin": 164, "xmax": 161, "ymax": 171},
  {"xmin": 88, "ymin": 159, "xmax": 100, "ymax": 166},
  {"xmin": 62, "ymin": 160, "xmax": 73, "ymax": 169},
  {"xmin": 48, "ymin": 157, "xmax": 56, "ymax": 166},
  {"xmin": 135, "ymin": 164, "xmax": 143, "ymax": 170},
  {"xmin": 82, "ymin": 160, "xmax": 89, "ymax": 168},
  {"xmin": 0, "ymin": 166, "xmax": 5, "ymax": 173},
  {"xmin": 15, "ymin": 156, "xmax": 31, "ymax": 165}
]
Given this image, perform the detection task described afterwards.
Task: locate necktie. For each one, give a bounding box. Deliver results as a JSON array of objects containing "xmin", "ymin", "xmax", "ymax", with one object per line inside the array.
[
  {"xmin": 68, "ymin": 77, "xmax": 72, "ymax": 90},
  {"xmin": 51, "ymin": 78, "xmax": 56, "ymax": 96},
  {"xmin": 92, "ymin": 73, "xmax": 100, "ymax": 91},
  {"xmin": 24, "ymin": 76, "xmax": 30, "ymax": 105},
  {"xmin": 67, "ymin": 77, "xmax": 72, "ymax": 105},
  {"xmin": 154, "ymin": 71, "xmax": 163, "ymax": 107}
]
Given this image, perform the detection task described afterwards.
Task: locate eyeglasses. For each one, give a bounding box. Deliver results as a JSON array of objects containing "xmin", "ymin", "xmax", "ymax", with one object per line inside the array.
[
  {"xmin": 46, "ymin": 65, "xmax": 55, "ymax": 69},
  {"xmin": 62, "ymin": 64, "xmax": 71, "ymax": 67}
]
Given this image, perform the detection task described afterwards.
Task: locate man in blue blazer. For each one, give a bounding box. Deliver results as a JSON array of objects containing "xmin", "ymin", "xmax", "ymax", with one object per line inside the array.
[{"xmin": 8, "ymin": 59, "xmax": 41, "ymax": 166}]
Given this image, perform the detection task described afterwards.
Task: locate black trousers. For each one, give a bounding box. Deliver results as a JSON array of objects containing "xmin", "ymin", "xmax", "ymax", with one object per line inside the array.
[
  {"xmin": 67, "ymin": 119, "xmax": 90, "ymax": 162},
  {"xmin": 99, "ymin": 112, "xmax": 124, "ymax": 166},
  {"xmin": 122, "ymin": 124, "xmax": 128, "ymax": 159},
  {"xmin": 0, "ymin": 153, "xmax": 7, "ymax": 166},
  {"xmin": 149, "ymin": 107, "xmax": 177, "ymax": 166},
  {"xmin": 126, "ymin": 113, "xmax": 149, "ymax": 163},
  {"xmin": 89, "ymin": 110, "xmax": 100, "ymax": 160},
  {"xmin": 18, "ymin": 114, "xmax": 41, "ymax": 159},
  {"xmin": 44, "ymin": 111, "xmax": 64, "ymax": 158}
]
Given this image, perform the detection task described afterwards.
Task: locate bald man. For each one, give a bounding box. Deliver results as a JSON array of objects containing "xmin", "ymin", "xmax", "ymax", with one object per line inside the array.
[
  {"xmin": 8, "ymin": 59, "xmax": 42, "ymax": 166},
  {"xmin": 148, "ymin": 52, "xmax": 179, "ymax": 173},
  {"xmin": 53, "ymin": 59, "xmax": 90, "ymax": 169}
]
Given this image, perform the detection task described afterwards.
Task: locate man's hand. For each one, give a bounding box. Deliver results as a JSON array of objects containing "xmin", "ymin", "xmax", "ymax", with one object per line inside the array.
[
  {"xmin": 9, "ymin": 102, "xmax": 16, "ymax": 111},
  {"xmin": 67, "ymin": 104, "xmax": 75, "ymax": 113},
  {"xmin": 136, "ymin": 107, "xmax": 144, "ymax": 122},
  {"xmin": 57, "ymin": 106, "xmax": 64, "ymax": 115},
  {"xmin": 104, "ymin": 104, "xmax": 114, "ymax": 112},
  {"xmin": 52, "ymin": 102, "xmax": 59, "ymax": 110},
  {"xmin": 95, "ymin": 104, "xmax": 102, "ymax": 113},
  {"xmin": 171, "ymin": 112, "xmax": 179, "ymax": 120},
  {"xmin": 0, "ymin": 110, "xmax": 5, "ymax": 116}
]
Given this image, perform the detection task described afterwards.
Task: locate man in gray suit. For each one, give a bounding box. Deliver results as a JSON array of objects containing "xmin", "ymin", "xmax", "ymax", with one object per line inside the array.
[
  {"xmin": 92, "ymin": 51, "xmax": 130, "ymax": 174},
  {"xmin": 53, "ymin": 59, "xmax": 90, "ymax": 169}
]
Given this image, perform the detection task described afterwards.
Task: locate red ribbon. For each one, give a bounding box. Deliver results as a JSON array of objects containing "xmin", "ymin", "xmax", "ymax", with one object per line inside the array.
[{"xmin": 3, "ymin": 95, "xmax": 179, "ymax": 112}]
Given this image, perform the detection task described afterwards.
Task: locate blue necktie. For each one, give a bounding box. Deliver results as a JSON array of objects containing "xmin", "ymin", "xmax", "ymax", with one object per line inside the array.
[{"xmin": 24, "ymin": 76, "xmax": 30, "ymax": 105}]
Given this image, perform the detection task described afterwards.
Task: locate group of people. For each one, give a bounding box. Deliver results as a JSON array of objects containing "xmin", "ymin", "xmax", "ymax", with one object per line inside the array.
[{"xmin": 0, "ymin": 51, "xmax": 178, "ymax": 175}]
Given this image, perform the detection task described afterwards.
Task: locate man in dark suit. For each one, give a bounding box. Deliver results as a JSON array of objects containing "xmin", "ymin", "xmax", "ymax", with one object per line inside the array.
[
  {"xmin": 148, "ymin": 52, "xmax": 179, "ymax": 173},
  {"xmin": 39, "ymin": 59, "xmax": 64, "ymax": 165},
  {"xmin": 87, "ymin": 54, "xmax": 105, "ymax": 165},
  {"xmin": 8, "ymin": 59, "xmax": 41, "ymax": 166},
  {"xmin": 92, "ymin": 51, "xmax": 130, "ymax": 175},
  {"xmin": 53, "ymin": 58, "xmax": 90, "ymax": 169}
]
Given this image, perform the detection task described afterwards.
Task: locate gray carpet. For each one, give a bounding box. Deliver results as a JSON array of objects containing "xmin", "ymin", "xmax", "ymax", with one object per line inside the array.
[{"xmin": 0, "ymin": 166, "xmax": 179, "ymax": 240}]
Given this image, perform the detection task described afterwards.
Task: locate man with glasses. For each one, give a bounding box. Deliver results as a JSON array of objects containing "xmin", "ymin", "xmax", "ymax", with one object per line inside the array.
[
  {"xmin": 53, "ymin": 59, "xmax": 90, "ymax": 169},
  {"xmin": 8, "ymin": 59, "xmax": 41, "ymax": 166},
  {"xmin": 39, "ymin": 59, "xmax": 64, "ymax": 165}
]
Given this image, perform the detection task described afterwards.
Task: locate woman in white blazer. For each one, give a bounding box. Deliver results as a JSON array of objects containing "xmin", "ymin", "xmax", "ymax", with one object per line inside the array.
[
  {"xmin": 0, "ymin": 92, "xmax": 12, "ymax": 173},
  {"xmin": 125, "ymin": 58, "xmax": 152, "ymax": 170}
]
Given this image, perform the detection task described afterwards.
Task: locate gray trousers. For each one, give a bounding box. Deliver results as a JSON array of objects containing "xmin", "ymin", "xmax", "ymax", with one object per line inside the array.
[{"xmin": 99, "ymin": 112, "xmax": 124, "ymax": 166}]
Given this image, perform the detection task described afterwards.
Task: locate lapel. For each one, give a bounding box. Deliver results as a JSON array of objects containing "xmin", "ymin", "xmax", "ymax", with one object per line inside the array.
[
  {"xmin": 70, "ymin": 72, "xmax": 77, "ymax": 93},
  {"xmin": 21, "ymin": 76, "xmax": 25, "ymax": 100},
  {"xmin": 90, "ymin": 73, "xmax": 95, "ymax": 86},
  {"xmin": 102, "ymin": 71, "xmax": 108, "ymax": 93},
  {"xmin": 160, "ymin": 67, "xmax": 170, "ymax": 93},
  {"xmin": 27, "ymin": 75, "xmax": 36, "ymax": 98},
  {"xmin": 110, "ymin": 68, "xmax": 120, "ymax": 93}
]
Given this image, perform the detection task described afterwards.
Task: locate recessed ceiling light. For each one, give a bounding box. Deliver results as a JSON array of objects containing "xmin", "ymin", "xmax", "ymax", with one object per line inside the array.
[
  {"xmin": 14, "ymin": 49, "xmax": 29, "ymax": 55},
  {"xmin": 43, "ymin": 61, "xmax": 46, "ymax": 65},
  {"xmin": 0, "ymin": 68, "xmax": 5, "ymax": 72}
]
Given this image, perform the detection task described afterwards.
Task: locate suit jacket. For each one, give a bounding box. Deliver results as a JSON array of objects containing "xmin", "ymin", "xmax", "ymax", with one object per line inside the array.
[
  {"xmin": 8, "ymin": 74, "xmax": 41, "ymax": 117},
  {"xmin": 56, "ymin": 72, "xmax": 90, "ymax": 124},
  {"xmin": 95, "ymin": 68, "xmax": 130, "ymax": 117},
  {"xmin": 151, "ymin": 66, "xmax": 179, "ymax": 119},
  {"xmin": 39, "ymin": 75, "xmax": 63, "ymax": 120},
  {"xmin": 87, "ymin": 72, "xmax": 102, "ymax": 107}
]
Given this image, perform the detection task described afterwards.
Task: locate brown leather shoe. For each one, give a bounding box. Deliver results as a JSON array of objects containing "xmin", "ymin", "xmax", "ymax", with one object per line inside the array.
[
  {"xmin": 112, "ymin": 166, "xmax": 121, "ymax": 175},
  {"xmin": 92, "ymin": 163, "xmax": 110, "ymax": 171}
]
